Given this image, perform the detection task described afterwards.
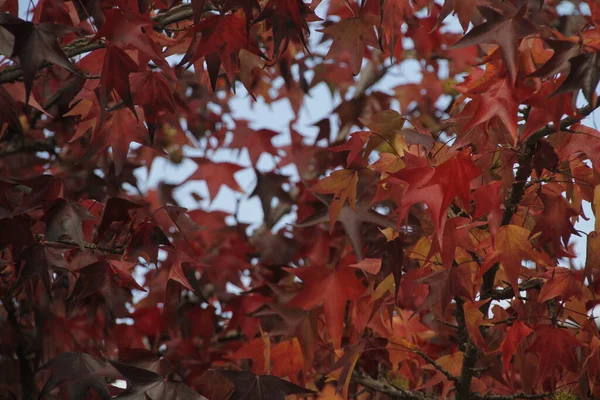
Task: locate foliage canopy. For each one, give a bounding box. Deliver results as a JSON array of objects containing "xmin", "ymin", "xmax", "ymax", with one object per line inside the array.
[{"xmin": 1, "ymin": 0, "xmax": 600, "ymax": 399}]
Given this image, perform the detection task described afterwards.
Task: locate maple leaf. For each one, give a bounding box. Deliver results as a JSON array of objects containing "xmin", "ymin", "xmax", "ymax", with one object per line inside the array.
[
  {"xmin": 267, "ymin": 303, "xmax": 319, "ymax": 370},
  {"xmin": 462, "ymin": 299, "xmax": 491, "ymax": 350},
  {"xmin": 554, "ymin": 51, "xmax": 600, "ymax": 105},
  {"xmin": 130, "ymin": 71, "xmax": 176, "ymax": 129},
  {"xmin": 529, "ymin": 192, "xmax": 579, "ymax": 254},
  {"xmin": 70, "ymin": 260, "xmax": 146, "ymax": 303},
  {"xmin": 429, "ymin": 149, "xmax": 481, "ymax": 212},
  {"xmin": 125, "ymin": 222, "xmax": 172, "ymax": 264},
  {"xmin": 96, "ymin": 197, "xmax": 142, "ymax": 244},
  {"xmin": 228, "ymin": 121, "xmax": 279, "ymax": 165},
  {"xmin": 254, "ymin": 0, "xmax": 314, "ymax": 58},
  {"xmin": 437, "ymin": 0, "xmax": 485, "ymax": 32},
  {"xmin": 286, "ymin": 265, "xmax": 366, "ymax": 348},
  {"xmin": 310, "ymin": 169, "xmax": 358, "ymax": 225},
  {"xmin": 320, "ymin": 12, "xmax": 379, "ymax": 75},
  {"xmin": 527, "ymin": 325, "xmax": 585, "ymax": 383},
  {"xmin": 501, "ymin": 320, "xmax": 533, "ymax": 373},
  {"xmin": 379, "ymin": 0, "xmax": 414, "ymax": 57},
  {"xmin": 521, "ymin": 81, "xmax": 577, "ymax": 140},
  {"xmin": 97, "ymin": 45, "xmax": 140, "ymax": 117},
  {"xmin": 215, "ymin": 369, "xmax": 315, "ymax": 400},
  {"xmin": 249, "ymin": 169, "xmax": 293, "ymax": 226},
  {"xmin": 38, "ymin": 352, "xmax": 120, "ymax": 399},
  {"xmin": 329, "ymin": 130, "xmax": 370, "ymax": 168},
  {"xmin": 459, "ymin": 78, "xmax": 519, "ymax": 143},
  {"xmin": 416, "ymin": 264, "xmax": 473, "ymax": 312},
  {"xmin": 528, "ymin": 38, "xmax": 581, "ymax": 80},
  {"xmin": 531, "ymin": 139, "xmax": 560, "ymax": 175},
  {"xmin": 452, "ymin": 6, "xmax": 538, "ymax": 84},
  {"xmin": 360, "ymin": 109, "xmax": 408, "ymax": 156},
  {"xmin": 182, "ymin": 12, "xmax": 262, "ymax": 90},
  {"xmin": 385, "ymin": 166, "xmax": 447, "ymax": 238},
  {"xmin": 109, "ymin": 358, "xmax": 205, "ymax": 399},
  {"xmin": 472, "ymin": 181, "xmax": 504, "ymax": 236},
  {"xmin": 537, "ymin": 266, "xmax": 582, "ymax": 303},
  {"xmin": 0, "ymin": 13, "xmax": 80, "ymax": 103},
  {"xmin": 94, "ymin": 8, "xmax": 172, "ymax": 75},
  {"xmin": 87, "ymin": 107, "xmax": 152, "ymax": 175},
  {"xmin": 296, "ymin": 193, "xmax": 395, "ymax": 260},
  {"xmin": 377, "ymin": 236, "xmax": 404, "ymax": 304},
  {"xmin": 14, "ymin": 242, "xmax": 70, "ymax": 296},
  {"xmin": 479, "ymin": 225, "xmax": 552, "ymax": 295},
  {"xmin": 188, "ymin": 158, "xmax": 245, "ymax": 201}
]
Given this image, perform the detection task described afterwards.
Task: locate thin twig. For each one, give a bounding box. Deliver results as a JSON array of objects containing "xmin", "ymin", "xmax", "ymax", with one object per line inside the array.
[
  {"xmin": 351, "ymin": 371, "xmax": 433, "ymax": 400},
  {"xmin": 473, "ymin": 392, "xmax": 552, "ymax": 400}
]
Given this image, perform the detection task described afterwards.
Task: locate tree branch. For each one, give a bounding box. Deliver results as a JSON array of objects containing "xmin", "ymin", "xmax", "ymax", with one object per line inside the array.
[
  {"xmin": 473, "ymin": 392, "xmax": 552, "ymax": 400},
  {"xmin": 455, "ymin": 297, "xmax": 475, "ymax": 400},
  {"xmin": 36, "ymin": 236, "xmax": 126, "ymax": 255},
  {"xmin": 412, "ymin": 348, "xmax": 458, "ymax": 383},
  {"xmin": 488, "ymin": 278, "xmax": 543, "ymax": 301},
  {"xmin": 0, "ymin": 4, "xmax": 194, "ymax": 86},
  {"xmin": 352, "ymin": 371, "xmax": 434, "ymax": 400}
]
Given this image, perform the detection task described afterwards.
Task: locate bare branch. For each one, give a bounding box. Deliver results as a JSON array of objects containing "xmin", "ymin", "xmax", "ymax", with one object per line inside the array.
[
  {"xmin": 412, "ymin": 348, "xmax": 458, "ymax": 382},
  {"xmin": 473, "ymin": 392, "xmax": 552, "ymax": 400},
  {"xmin": 351, "ymin": 371, "xmax": 434, "ymax": 400}
]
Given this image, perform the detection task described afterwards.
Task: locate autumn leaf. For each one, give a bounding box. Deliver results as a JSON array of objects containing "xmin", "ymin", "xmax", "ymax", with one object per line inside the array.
[
  {"xmin": 296, "ymin": 193, "xmax": 395, "ymax": 260},
  {"xmin": 98, "ymin": 45, "xmax": 139, "ymax": 117},
  {"xmin": 254, "ymin": 0, "xmax": 314, "ymax": 58},
  {"xmin": 0, "ymin": 13, "xmax": 80, "ymax": 103},
  {"xmin": 109, "ymin": 358, "xmax": 205, "ymax": 399},
  {"xmin": 479, "ymin": 225, "xmax": 552, "ymax": 294},
  {"xmin": 501, "ymin": 320, "xmax": 533, "ymax": 373},
  {"xmin": 14, "ymin": 242, "xmax": 70, "ymax": 296},
  {"xmin": 452, "ymin": 5, "xmax": 538, "ymax": 84},
  {"xmin": 125, "ymin": 222, "xmax": 172, "ymax": 264},
  {"xmin": 182, "ymin": 12, "xmax": 262, "ymax": 90},
  {"xmin": 228, "ymin": 121, "xmax": 279, "ymax": 165},
  {"xmin": 249, "ymin": 169, "xmax": 293, "ymax": 226},
  {"xmin": 459, "ymin": 78, "xmax": 519, "ymax": 143},
  {"xmin": 188, "ymin": 158, "xmax": 245, "ymax": 201},
  {"xmin": 527, "ymin": 325, "xmax": 585, "ymax": 383},
  {"xmin": 537, "ymin": 266, "xmax": 582, "ymax": 303},
  {"xmin": 437, "ymin": 0, "xmax": 485, "ymax": 32},
  {"xmin": 462, "ymin": 299, "xmax": 491, "ymax": 350},
  {"xmin": 311, "ymin": 169, "xmax": 358, "ymax": 225},
  {"xmin": 87, "ymin": 107, "xmax": 152, "ymax": 175},
  {"xmin": 429, "ymin": 149, "xmax": 481, "ymax": 212},
  {"xmin": 286, "ymin": 265, "xmax": 366, "ymax": 348},
  {"xmin": 130, "ymin": 70, "xmax": 176, "ymax": 129},
  {"xmin": 215, "ymin": 369, "xmax": 315, "ymax": 400},
  {"xmin": 554, "ymin": 51, "xmax": 600, "ymax": 105},
  {"xmin": 38, "ymin": 352, "xmax": 121, "ymax": 399},
  {"xmin": 320, "ymin": 12, "xmax": 379, "ymax": 75},
  {"xmin": 416, "ymin": 264, "xmax": 473, "ymax": 312},
  {"xmin": 529, "ymin": 192, "xmax": 579, "ymax": 255}
]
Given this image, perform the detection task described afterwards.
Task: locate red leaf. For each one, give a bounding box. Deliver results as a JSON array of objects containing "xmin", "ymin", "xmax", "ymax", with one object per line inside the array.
[
  {"xmin": 501, "ymin": 321, "xmax": 533, "ymax": 373},
  {"xmin": 286, "ymin": 265, "xmax": 366, "ymax": 348},
  {"xmin": 98, "ymin": 45, "xmax": 139, "ymax": 116},
  {"xmin": 188, "ymin": 158, "xmax": 245, "ymax": 201},
  {"xmin": 527, "ymin": 325, "xmax": 584, "ymax": 383},
  {"xmin": 452, "ymin": 5, "xmax": 538, "ymax": 83}
]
